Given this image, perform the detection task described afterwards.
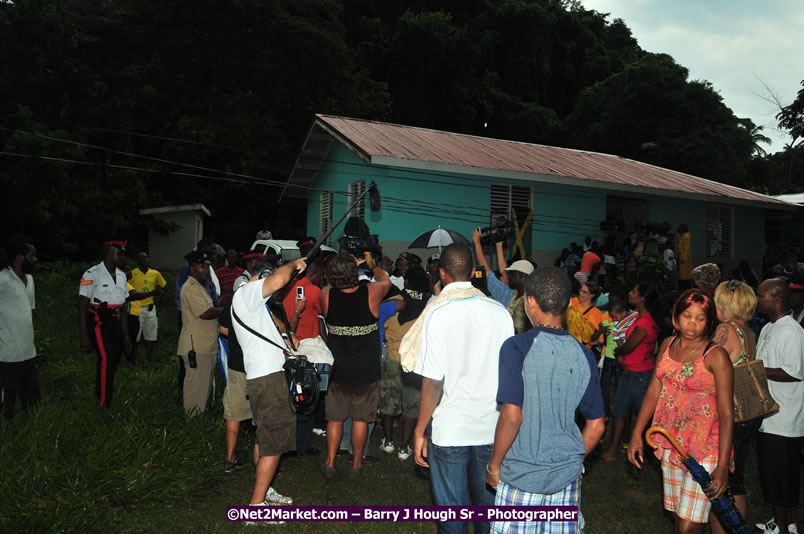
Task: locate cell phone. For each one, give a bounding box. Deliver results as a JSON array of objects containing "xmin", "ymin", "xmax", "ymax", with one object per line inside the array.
[
  {"xmin": 188, "ymin": 349, "xmax": 197, "ymax": 369},
  {"xmin": 296, "ymin": 286, "xmax": 305, "ymax": 300}
]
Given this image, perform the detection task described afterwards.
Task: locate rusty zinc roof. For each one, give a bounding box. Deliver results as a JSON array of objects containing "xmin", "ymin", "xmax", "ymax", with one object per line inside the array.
[{"xmin": 285, "ymin": 114, "xmax": 789, "ymax": 209}]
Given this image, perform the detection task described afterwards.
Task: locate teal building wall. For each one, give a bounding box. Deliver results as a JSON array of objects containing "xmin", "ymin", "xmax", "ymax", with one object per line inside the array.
[{"xmin": 305, "ymin": 142, "xmax": 768, "ymax": 270}]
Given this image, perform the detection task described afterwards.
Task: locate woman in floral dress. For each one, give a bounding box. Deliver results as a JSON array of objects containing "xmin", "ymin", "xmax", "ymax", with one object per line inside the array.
[{"xmin": 627, "ymin": 289, "xmax": 734, "ymax": 534}]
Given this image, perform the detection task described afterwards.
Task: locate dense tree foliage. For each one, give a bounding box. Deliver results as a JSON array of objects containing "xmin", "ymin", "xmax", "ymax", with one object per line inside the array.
[
  {"xmin": 0, "ymin": 0, "xmax": 796, "ymax": 259},
  {"xmin": 566, "ymin": 53, "xmax": 755, "ymax": 188}
]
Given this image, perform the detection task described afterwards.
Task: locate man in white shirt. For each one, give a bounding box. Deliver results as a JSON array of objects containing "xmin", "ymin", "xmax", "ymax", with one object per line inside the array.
[
  {"xmin": 0, "ymin": 235, "xmax": 39, "ymax": 419},
  {"xmin": 78, "ymin": 240, "xmax": 132, "ymax": 408},
  {"xmin": 231, "ymin": 256, "xmax": 306, "ymax": 508},
  {"xmin": 755, "ymin": 278, "xmax": 804, "ymax": 534},
  {"xmin": 413, "ymin": 243, "xmax": 514, "ymax": 534}
]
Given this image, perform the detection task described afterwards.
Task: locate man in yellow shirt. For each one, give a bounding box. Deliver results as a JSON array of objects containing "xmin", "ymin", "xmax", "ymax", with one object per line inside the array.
[
  {"xmin": 676, "ymin": 224, "xmax": 692, "ymax": 290},
  {"xmin": 129, "ymin": 252, "xmax": 167, "ymax": 361}
]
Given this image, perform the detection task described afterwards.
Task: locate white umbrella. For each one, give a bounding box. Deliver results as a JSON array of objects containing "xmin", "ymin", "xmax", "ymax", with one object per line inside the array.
[{"xmin": 408, "ymin": 226, "xmax": 471, "ymax": 253}]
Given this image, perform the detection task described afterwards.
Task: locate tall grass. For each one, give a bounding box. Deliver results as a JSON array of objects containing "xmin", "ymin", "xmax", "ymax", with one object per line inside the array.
[
  {"xmin": 0, "ymin": 262, "xmax": 223, "ymax": 533},
  {"xmin": 2, "ymin": 262, "xmax": 801, "ymax": 532}
]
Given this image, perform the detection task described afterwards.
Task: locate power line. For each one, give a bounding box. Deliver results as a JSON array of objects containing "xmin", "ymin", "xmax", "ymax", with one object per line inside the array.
[
  {"xmin": 0, "ymin": 126, "xmax": 339, "ymax": 196},
  {"xmin": 1, "ymin": 129, "xmax": 773, "ymax": 242},
  {"xmin": 0, "ymin": 149, "xmax": 769, "ymax": 239}
]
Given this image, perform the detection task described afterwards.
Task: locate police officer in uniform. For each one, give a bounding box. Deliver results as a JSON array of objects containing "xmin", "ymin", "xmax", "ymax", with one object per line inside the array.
[
  {"xmin": 178, "ymin": 250, "xmax": 222, "ymax": 415},
  {"xmin": 78, "ymin": 240, "xmax": 132, "ymax": 407}
]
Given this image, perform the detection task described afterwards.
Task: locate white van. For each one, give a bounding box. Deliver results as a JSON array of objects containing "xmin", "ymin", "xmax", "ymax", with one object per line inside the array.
[{"xmin": 249, "ymin": 239, "xmax": 337, "ymax": 264}]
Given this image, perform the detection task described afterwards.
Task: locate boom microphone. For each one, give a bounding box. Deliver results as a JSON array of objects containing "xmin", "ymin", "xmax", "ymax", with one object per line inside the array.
[{"xmin": 369, "ymin": 181, "xmax": 381, "ymax": 212}]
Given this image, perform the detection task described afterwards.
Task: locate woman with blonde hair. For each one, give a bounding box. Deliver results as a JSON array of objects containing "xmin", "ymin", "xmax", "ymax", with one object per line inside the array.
[{"xmin": 712, "ymin": 279, "xmax": 758, "ymax": 528}]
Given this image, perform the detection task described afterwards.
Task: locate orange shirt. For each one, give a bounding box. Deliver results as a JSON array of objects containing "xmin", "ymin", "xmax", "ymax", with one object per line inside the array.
[
  {"xmin": 580, "ymin": 251, "xmax": 601, "ymax": 273},
  {"xmin": 569, "ymin": 297, "xmax": 603, "ymax": 346}
]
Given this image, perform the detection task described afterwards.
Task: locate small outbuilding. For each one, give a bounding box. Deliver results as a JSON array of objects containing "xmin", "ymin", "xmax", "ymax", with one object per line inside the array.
[{"xmin": 139, "ymin": 204, "xmax": 210, "ymax": 270}]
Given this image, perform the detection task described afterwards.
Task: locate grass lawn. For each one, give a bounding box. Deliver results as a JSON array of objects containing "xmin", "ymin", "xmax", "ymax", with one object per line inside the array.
[{"xmin": 1, "ymin": 261, "xmax": 801, "ymax": 533}]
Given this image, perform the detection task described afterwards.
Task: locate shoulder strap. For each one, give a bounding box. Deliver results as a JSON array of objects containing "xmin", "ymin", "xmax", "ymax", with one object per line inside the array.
[
  {"xmin": 668, "ymin": 335, "xmax": 680, "ymax": 350},
  {"xmin": 583, "ymin": 305, "xmax": 594, "ymax": 315},
  {"xmin": 726, "ymin": 320, "xmax": 749, "ymax": 361},
  {"xmin": 231, "ymin": 307, "xmax": 290, "ymax": 355}
]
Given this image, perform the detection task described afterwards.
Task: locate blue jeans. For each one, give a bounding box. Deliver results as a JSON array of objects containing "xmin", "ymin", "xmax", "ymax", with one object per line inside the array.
[
  {"xmin": 599, "ymin": 358, "xmax": 620, "ymax": 418},
  {"xmin": 340, "ymin": 415, "xmax": 374, "ymax": 457},
  {"xmin": 428, "ymin": 441, "xmax": 494, "ymax": 534},
  {"xmin": 612, "ymin": 369, "xmax": 653, "ymax": 418}
]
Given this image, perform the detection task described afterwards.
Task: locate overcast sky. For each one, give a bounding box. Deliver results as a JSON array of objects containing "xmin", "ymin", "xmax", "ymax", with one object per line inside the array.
[{"xmin": 581, "ymin": 0, "xmax": 803, "ymax": 153}]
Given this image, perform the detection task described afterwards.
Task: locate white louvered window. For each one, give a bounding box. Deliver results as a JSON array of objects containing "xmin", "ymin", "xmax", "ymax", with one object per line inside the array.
[
  {"xmin": 705, "ymin": 206, "xmax": 732, "ymax": 259},
  {"xmin": 490, "ymin": 183, "xmax": 531, "ymax": 225},
  {"xmin": 348, "ymin": 179, "xmax": 366, "ymax": 219},
  {"xmin": 319, "ymin": 191, "xmax": 333, "ymax": 245}
]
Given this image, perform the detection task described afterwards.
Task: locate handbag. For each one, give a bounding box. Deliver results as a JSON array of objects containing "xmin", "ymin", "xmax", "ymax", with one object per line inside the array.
[
  {"xmin": 729, "ymin": 322, "xmax": 779, "ymax": 423},
  {"xmin": 231, "ymin": 306, "xmax": 320, "ymax": 414}
]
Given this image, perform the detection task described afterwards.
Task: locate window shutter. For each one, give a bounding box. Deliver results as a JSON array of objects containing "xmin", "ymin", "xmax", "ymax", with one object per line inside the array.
[
  {"xmin": 320, "ymin": 192, "xmax": 333, "ymax": 245},
  {"xmin": 705, "ymin": 206, "xmax": 732, "ymax": 259},
  {"xmin": 348, "ymin": 180, "xmax": 366, "ymax": 219},
  {"xmin": 490, "ymin": 183, "xmax": 531, "ymax": 224}
]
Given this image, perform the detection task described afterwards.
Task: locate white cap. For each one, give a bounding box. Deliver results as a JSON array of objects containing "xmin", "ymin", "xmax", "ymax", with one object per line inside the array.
[{"xmin": 505, "ymin": 260, "xmax": 534, "ymax": 275}]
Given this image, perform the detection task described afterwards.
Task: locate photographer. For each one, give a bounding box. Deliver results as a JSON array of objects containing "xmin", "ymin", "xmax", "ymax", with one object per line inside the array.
[
  {"xmin": 472, "ymin": 228, "xmax": 533, "ymax": 334},
  {"xmin": 231, "ymin": 255, "xmax": 307, "ymax": 507}
]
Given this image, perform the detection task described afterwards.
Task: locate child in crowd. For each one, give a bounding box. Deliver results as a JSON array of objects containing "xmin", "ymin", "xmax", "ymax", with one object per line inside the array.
[
  {"xmin": 599, "ymin": 299, "xmax": 640, "ymax": 417},
  {"xmin": 627, "ymin": 289, "xmax": 733, "ymax": 534},
  {"xmin": 612, "ymin": 300, "xmax": 639, "ymax": 346}
]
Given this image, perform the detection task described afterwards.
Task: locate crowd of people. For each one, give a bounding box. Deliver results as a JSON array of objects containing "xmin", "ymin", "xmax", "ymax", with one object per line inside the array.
[{"xmin": 1, "ymin": 222, "xmax": 803, "ymax": 534}]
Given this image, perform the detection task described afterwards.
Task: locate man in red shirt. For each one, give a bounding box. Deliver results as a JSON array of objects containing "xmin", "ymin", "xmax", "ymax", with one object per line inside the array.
[
  {"xmin": 282, "ymin": 260, "xmax": 324, "ymax": 341},
  {"xmin": 282, "ymin": 260, "xmax": 326, "ymax": 455},
  {"xmin": 216, "ymin": 249, "xmax": 244, "ymax": 305}
]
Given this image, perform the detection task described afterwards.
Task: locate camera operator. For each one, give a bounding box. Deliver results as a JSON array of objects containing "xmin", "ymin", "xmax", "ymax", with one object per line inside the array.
[
  {"xmin": 231, "ymin": 255, "xmax": 307, "ymax": 507},
  {"xmin": 472, "ymin": 228, "xmax": 533, "ymax": 334}
]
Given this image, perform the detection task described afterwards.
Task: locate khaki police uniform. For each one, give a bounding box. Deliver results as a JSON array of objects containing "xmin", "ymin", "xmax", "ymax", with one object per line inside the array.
[
  {"xmin": 79, "ymin": 262, "xmax": 129, "ymax": 407},
  {"xmin": 178, "ymin": 277, "xmax": 218, "ymax": 415}
]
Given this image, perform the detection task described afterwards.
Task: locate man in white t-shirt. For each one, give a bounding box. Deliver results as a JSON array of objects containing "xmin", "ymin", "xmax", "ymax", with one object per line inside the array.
[
  {"xmin": 231, "ymin": 256, "xmax": 306, "ymax": 509},
  {"xmin": 755, "ymin": 278, "xmax": 804, "ymax": 534},
  {"xmin": 413, "ymin": 244, "xmax": 514, "ymax": 534},
  {"xmin": 0, "ymin": 235, "xmax": 39, "ymax": 419}
]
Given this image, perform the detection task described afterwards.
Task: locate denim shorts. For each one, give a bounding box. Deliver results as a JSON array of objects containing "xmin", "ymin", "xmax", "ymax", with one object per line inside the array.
[{"xmin": 612, "ymin": 369, "xmax": 654, "ymax": 418}]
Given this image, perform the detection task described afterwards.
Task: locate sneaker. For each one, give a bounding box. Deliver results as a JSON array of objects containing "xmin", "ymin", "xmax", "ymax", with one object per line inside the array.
[
  {"xmin": 380, "ymin": 438, "xmax": 396, "ymax": 454},
  {"xmin": 312, "ymin": 428, "xmax": 327, "ymax": 437},
  {"xmin": 757, "ymin": 519, "xmax": 799, "ymax": 534},
  {"xmin": 264, "ymin": 486, "xmax": 293, "ymax": 505},
  {"xmin": 397, "ymin": 446, "xmax": 412, "ymax": 461},
  {"xmin": 245, "ymin": 501, "xmax": 285, "ymax": 525},
  {"xmin": 224, "ymin": 459, "xmax": 244, "ymax": 472}
]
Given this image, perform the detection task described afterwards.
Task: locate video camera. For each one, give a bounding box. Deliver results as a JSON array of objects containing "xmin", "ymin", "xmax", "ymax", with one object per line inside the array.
[
  {"xmin": 479, "ymin": 217, "xmax": 513, "ymax": 245},
  {"xmin": 339, "ymin": 216, "xmax": 382, "ymax": 261}
]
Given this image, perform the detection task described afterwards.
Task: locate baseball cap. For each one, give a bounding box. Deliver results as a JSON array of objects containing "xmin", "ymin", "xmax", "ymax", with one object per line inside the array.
[{"xmin": 505, "ymin": 260, "xmax": 534, "ymax": 275}]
